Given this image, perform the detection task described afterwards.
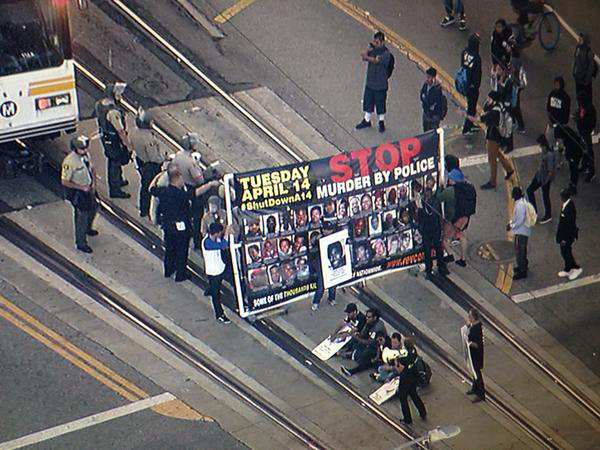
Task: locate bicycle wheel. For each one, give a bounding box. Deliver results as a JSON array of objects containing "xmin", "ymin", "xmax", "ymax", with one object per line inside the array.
[{"xmin": 538, "ymin": 12, "xmax": 560, "ymax": 51}]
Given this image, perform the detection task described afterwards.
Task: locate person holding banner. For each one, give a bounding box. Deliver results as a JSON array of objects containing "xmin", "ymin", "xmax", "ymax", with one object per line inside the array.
[
  {"xmin": 311, "ymin": 221, "xmax": 338, "ymax": 311},
  {"xmin": 418, "ymin": 187, "xmax": 449, "ymax": 280},
  {"xmin": 465, "ymin": 308, "xmax": 485, "ymax": 402}
]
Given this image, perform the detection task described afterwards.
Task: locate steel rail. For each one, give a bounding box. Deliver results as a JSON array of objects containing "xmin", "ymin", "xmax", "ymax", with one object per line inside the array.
[{"xmin": 0, "ymin": 216, "xmax": 329, "ymax": 450}]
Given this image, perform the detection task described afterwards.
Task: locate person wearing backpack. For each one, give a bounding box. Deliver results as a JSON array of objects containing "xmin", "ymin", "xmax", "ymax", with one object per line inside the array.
[
  {"xmin": 572, "ymin": 33, "xmax": 596, "ymax": 104},
  {"xmin": 420, "ymin": 67, "xmax": 445, "ymax": 132},
  {"xmin": 435, "ymin": 168, "xmax": 471, "ymax": 267},
  {"xmin": 469, "ymin": 91, "xmax": 514, "ymax": 190},
  {"xmin": 507, "ymin": 187, "xmax": 532, "ymax": 280},
  {"xmin": 495, "ymin": 65, "xmax": 516, "ymax": 153},
  {"xmin": 526, "ymin": 135, "xmax": 556, "ymax": 225},
  {"xmin": 461, "ymin": 33, "xmax": 482, "ymax": 135},
  {"xmin": 356, "ymin": 31, "xmax": 393, "ymax": 133}
]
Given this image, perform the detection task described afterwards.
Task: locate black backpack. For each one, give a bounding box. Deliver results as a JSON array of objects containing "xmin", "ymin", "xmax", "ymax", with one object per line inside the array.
[
  {"xmin": 453, "ymin": 181, "xmax": 477, "ymax": 221},
  {"xmin": 414, "ymin": 356, "xmax": 432, "ymax": 388},
  {"xmin": 387, "ymin": 52, "xmax": 395, "ymax": 79}
]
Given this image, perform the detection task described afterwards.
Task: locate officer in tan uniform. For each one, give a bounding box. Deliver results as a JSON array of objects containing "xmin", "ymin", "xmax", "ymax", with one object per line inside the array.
[
  {"xmin": 95, "ymin": 82, "xmax": 131, "ymax": 198},
  {"xmin": 172, "ymin": 133, "xmax": 209, "ymax": 249},
  {"xmin": 130, "ymin": 109, "xmax": 169, "ymax": 217},
  {"xmin": 61, "ymin": 136, "xmax": 98, "ymax": 253}
]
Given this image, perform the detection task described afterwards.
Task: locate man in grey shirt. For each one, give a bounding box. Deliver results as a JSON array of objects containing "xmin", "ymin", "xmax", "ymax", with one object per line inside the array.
[
  {"xmin": 507, "ymin": 187, "xmax": 532, "ymax": 280},
  {"xmin": 356, "ymin": 31, "xmax": 392, "ymax": 133}
]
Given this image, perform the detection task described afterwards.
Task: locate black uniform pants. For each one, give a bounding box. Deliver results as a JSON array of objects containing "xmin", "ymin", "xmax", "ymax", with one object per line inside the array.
[
  {"xmin": 423, "ymin": 230, "xmax": 445, "ymax": 274},
  {"xmin": 74, "ymin": 200, "xmax": 98, "ymax": 248},
  {"xmin": 164, "ymin": 228, "xmax": 190, "ymax": 280},
  {"xmin": 187, "ymin": 186, "xmax": 205, "ymax": 249},
  {"xmin": 138, "ymin": 160, "xmax": 162, "ymax": 217},
  {"xmin": 398, "ymin": 378, "xmax": 427, "ymax": 423},
  {"xmin": 471, "ymin": 364, "xmax": 486, "ymax": 400},
  {"xmin": 560, "ymin": 241, "xmax": 579, "ymax": 271},
  {"xmin": 526, "ymin": 176, "xmax": 551, "ymax": 218},
  {"xmin": 208, "ymin": 273, "xmax": 225, "ymax": 318},
  {"xmin": 463, "ymin": 85, "xmax": 479, "ymax": 133}
]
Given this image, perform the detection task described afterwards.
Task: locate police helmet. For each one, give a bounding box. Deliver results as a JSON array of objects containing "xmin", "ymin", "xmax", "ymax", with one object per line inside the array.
[
  {"xmin": 70, "ymin": 135, "xmax": 90, "ymax": 151},
  {"xmin": 182, "ymin": 132, "xmax": 200, "ymax": 151},
  {"xmin": 136, "ymin": 109, "xmax": 152, "ymax": 129}
]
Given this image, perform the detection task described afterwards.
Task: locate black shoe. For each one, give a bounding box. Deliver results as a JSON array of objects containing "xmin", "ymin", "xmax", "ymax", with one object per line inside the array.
[
  {"xmin": 440, "ymin": 15, "xmax": 455, "ymax": 27},
  {"xmin": 538, "ymin": 216, "xmax": 552, "ymax": 224},
  {"xmin": 438, "ymin": 266, "xmax": 450, "ymax": 276},
  {"xmin": 504, "ymin": 170, "xmax": 514, "ymax": 180},
  {"xmin": 217, "ymin": 315, "xmax": 231, "ymax": 324},
  {"xmin": 175, "ymin": 275, "xmax": 190, "ymax": 282},
  {"xmin": 110, "ymin": 191, "xmax": 131, "ymax": 199},
  {"xmin": 401, "ymin": 419, "xmax": 413, "ymax": 425},
  {"xmin": 369, "ymin": 372, "xmax": 378, "ymax": 381},
  {"xmin": 355, "ymin": 119, "xmax": 371, "ymax": 129},
  {"xmin": 420, "ymin": 414, "xmax": 427, "ymax": 421},
  {"xmin": 86, "ymin": 229, "xmax": 99, "ymax": 236},
  {"xmin": 480, "ymin": 182, "xmax": 496, "ymax": 190},
  {"xmin": 456, "ymin": 259, "xmax": 467, "ymax": 267},
  {"xmin": 378, "ymin": 121, "xmax": 385, "ymax": 133},
  {"xmin": 165, "ymin": 272, "xmax": 174, "ymax": 278},
  {"xmin": 443, "ymin": 254, "xmax": 455, "ymax": 263},
  {"xmin": 77, "ymin": 245, "xmax": 93, "ymax": 253},
  {"xmin": 120, "ymin": 179, "xmax": 129, "ymax": 187},
  {"xmin": 466, "ymin": 389, "xmax": 474, "ymax": 395},
  {"xmin": 513, "ymin": 271, "xmax": 527, "ymax": 280},
  {"xmin": 471, "ymin": 396, "xmax": 485, "ymax": 403},
  {"xmin": 503, "ymin": 147, "xmax": 514, "ymax": 154},
  {"xmin": 458, "ymin": 18, "xmax": 466, "ymax": 31}
]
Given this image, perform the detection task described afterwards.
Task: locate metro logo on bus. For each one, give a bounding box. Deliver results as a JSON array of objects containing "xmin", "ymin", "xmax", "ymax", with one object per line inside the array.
[{"xmin": 0, "ymin": 101, "xmax": 18, "ymax": 118}]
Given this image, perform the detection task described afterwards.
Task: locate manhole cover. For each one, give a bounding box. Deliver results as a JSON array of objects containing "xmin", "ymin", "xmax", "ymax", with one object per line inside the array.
[{"xmin": 473, "ymin": 240, "xmax": 514, "ymax": 263}]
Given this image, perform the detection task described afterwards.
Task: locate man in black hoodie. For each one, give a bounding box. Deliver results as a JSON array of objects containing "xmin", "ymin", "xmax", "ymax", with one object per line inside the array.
[
  {"xmin": 572, "ymin": 33, "xmax": 596, "ymax": 103},
  {"xmin": 576, "ymin": 91, "xmax": 597, "ymax": 182},
  {"xmin": 547, "ymin": 76, "xmax": 571, "ymax": 141},
  {"xmin": 420, "ymin": 67, "xmax": 444, "ymax": 132},
  {"xmin": 462, "ymin": 33, "xmax": 482, "ymax": 135}
]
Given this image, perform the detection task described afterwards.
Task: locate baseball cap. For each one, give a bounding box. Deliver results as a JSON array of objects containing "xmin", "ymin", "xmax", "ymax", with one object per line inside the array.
[{"xmin": 448, "ymin": 168, "xmax": 465, "ymax": 182}]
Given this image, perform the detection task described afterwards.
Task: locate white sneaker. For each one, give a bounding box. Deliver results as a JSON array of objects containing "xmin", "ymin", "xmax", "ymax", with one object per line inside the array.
[
  {"xmin": 568, "ymin": 268, "xmax": 583, "ymax": 280},
  {"xmin": 311, "ymin": 303, "xmax": 319, "ymax": 311},
  {"xmin": 558, "ymin": 270, "xmax": 570, "ymax": 278}
]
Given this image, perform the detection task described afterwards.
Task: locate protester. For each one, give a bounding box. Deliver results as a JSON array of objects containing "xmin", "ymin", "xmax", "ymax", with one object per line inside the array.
[
  {"xmin": 461, "ymin": 33, "xmax": 482, "ymax": 135},
  {"xmin": 572, "ymin": 33, "xmax": 596, "ymax": 102},
  {"xmin": 507, "ymin": 187, "xmax": 532, "ymax": 280},
  {"xmin": 546, "ymin": 76, "xmax": 571, "ymax": 142},
  {"xmin": 418, "ymin": 186, "xmax": 449, "ymax": 279},
  {"xmin": 333, "ymin": 303, "xmax": 366, "ymax": 350},
  {"xmin": 341, "ymin": 308, "xmax": 387, "ymax": 375},
  {"xmin": 396, "ymin": 336, "xmax": 427, "ymax": 424},
  {"xmin": 200, "ymin": 195, "xmax": 227, "ymax": 235},
  {"xmin": 440, "ymin": 0, "xmax": 466, "ymax": 30},
  {"xmin": 526, "ymin": 135, "xmax": 555, "ymax": 224},
  {"xmin": 356, "ymin": 32, "xmax": 392, "ymax": 133},
  {"xmin": 311, "ymin": 221, "xmax": 338, "ymax": 311},
  {"xmin": 436, "ymin": 169, "xmax": 469, "ymax": 267},
  {"xmin": 509, "ymin": 47, "xmax": 526, "ymax": 134},
  {"xmin": 575, "ymin": 92, "xmax": 597, "ymax": 182},
  {"xmin": 342, "ymin": 330, "xmax": 388, "ymax": 376},
  {"xmin": 202, "ymin": 222, "xmax": 233, "ymax": 323},
  {"xmin": 420, "ymin": 67, "xmax": 444, "ymax": 132},
  {"xmin": 556, "ymin": 188, "xmax": 582, "ymax": 280},
  {"xmin": 130, "ymin": 109, "xmax": 169, "ymax": 218},
  {"xmin": 490, "ymin": 19, "xmax": 512, "ymax": 76},
  {"xmin": 495, "ymin": 64, "xmax": 516, "ymax": 153},
  {"xmin": 372, "ymin": 332, "xmax": 403, "ymax": 383},
  {"xmin": 150, "ymin": 167, "xmax": 219, "ymax": 282},
  {"xmin": 562, "ymin": 126, "xmax": 584, "ymax": 195},
  {"xmin": 61, "ymin": 136, "xmax": 98, "ymax": 253},
  {"xmin": 466, "ymin": 308, "xmax": 485, "ymax": 402},
  {"xmin": 469, "ymin": 91, "xmax": 514, "ymax": 189}
]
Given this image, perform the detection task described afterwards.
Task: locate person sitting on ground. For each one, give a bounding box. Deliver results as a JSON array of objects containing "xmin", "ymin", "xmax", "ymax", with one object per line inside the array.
[
  {"xmin": 342, "ymin": 331, "xmax": 389, "ymax": 377},
  {"xmin": 341, "ymin": 308, "xmax": 387, "ymax": 375},
  {"xmin": 372, "ymin": 332, "xmax": 404, "ymax": 383},
  {"xmin": 332, "ymin": 303, "xmax": 367, "ymax": 347}
]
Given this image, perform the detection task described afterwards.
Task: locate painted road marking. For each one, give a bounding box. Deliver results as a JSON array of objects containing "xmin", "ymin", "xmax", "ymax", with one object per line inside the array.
[
  {"xmin": 214, "ymin": 0, "xmax": 256, "ymax": 24},
  {"xmin": 0, "ymin": 393, "xmax": 175, "ymax": 450},
  {"xmin": 0, "ymin": 295, "xmax": 208, "ymax": 421},
  {"xmin": 460, "ymin": 145, "xmax": 539, "ymax": 168},
  {"xmin": 512, "ymin": 273, "xmax": 600, "ymax": 303}
]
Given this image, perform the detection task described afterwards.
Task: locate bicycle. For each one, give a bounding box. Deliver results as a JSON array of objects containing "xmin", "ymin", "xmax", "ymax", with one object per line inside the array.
[{"xmin": 510, "ymin": 1, "xmax": 561, "ymax": 51}]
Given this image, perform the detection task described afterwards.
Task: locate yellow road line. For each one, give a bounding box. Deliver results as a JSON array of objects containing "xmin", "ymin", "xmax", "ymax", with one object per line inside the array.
[
  {"xmin": 214, "ymin": 0, "xmax": 256, "ymax": 24},
  {"xmin": 0, "ymin": 295, "xmax": 208, "ymax": 421},
  {"xmin": 496, "ymin": 264, "xmax": 506, "ymax": 289},
  {"xmin": 485, "ymin": 243, "xmax": 499, "ymax": 261},
  {"xmin": 502, "ymin": 263, "xmax": 514, "ymax": 294}
]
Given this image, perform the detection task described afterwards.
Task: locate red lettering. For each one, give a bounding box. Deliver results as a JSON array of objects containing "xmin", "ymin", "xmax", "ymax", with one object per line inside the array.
[
  {"xmin": 351, "ymin": 148, "xmax": 372, "ymax": 177},
  {"xmin": 329, "ymin": 154, "xmax": 353, "ymax": 182},
  {"xmin": 375, "ymin": 143, "xmax": 400, "ymax": 171},
  {"xmin": 399, "ymin": 138, "xmax": 422, "ymax": 166}
]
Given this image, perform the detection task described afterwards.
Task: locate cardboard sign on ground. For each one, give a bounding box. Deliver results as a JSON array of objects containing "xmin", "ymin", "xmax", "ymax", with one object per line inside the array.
[{"xmin": 369, "ymin": 376, "xmax": 400, "ymax": 405}]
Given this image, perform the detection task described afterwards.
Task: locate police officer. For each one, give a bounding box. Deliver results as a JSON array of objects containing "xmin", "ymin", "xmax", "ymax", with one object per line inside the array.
[
  {"xmin": 61, "ymin": 136, "xmax": 98, "ymax": 253},
  {"xmin": 172, "ymin": 133, "xmax": 207, "ymax": 249},
  {"xmin": 130, "ymin": 109, "xmax": 169, "ymax": 217},
  {"xmin": 150, "ymin": 167, "xmax": 219, "ymax": 282},
  {"xmin": 95, "ymin": 82, "xmax": 131, "ymax": 198}
]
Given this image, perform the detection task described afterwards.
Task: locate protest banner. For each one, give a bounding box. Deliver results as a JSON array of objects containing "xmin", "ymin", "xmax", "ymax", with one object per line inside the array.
[{"xmin": 224, "ymin": 130, "xmax": 444, "ymax": 317}]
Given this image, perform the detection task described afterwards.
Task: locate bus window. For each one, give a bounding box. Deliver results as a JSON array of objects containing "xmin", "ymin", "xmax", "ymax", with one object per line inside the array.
[{"xmin": 0, "ymin": 0, "xmax": 67, "ymax": 76}]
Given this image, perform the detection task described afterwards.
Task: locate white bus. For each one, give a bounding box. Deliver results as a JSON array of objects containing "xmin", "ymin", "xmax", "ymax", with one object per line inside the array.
[{"xmin": 0, "ymin": 0, "xmax": 78, "ymax": 143}]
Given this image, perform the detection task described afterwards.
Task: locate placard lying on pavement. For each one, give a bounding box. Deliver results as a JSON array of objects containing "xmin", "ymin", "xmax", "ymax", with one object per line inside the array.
[
  {"xmin": 369, "ymin": 376, "xmax": 400, "ymax": 405},
  {"xmin": 225, "ymin": 130, "xmax": 444, "ymax": 317},
  {"xmin": 312, "ymin": 324, "xmax": 354, "ymax": 361}
]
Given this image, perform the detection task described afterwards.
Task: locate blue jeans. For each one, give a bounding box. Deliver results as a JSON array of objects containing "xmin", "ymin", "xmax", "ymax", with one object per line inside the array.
[
  {"xmin": 444, "ymin": 0, "xmax": 464, "ymax": 17},
  {"xmin": 377, "ymin": 365, "xmax": 398, "ymax": 382},
  {"xmin": 312, "ymin": 268, "xmax": 336, "ymax": 305}
]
